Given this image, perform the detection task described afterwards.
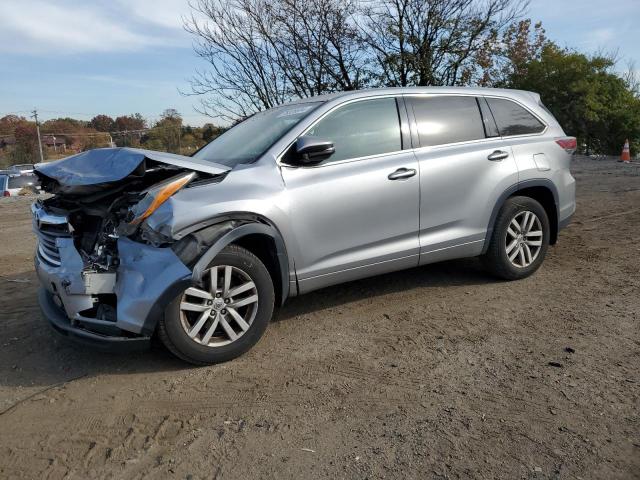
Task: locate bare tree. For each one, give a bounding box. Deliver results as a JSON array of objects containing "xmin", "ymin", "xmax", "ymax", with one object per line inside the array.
[
  {"xmin": 185, "ymin": 0, "xmax": 367, "ymax": 122},
  {"xmin": 185, "ymin": 0, "xmax": 530, "ymax": 120},
  {"xmin": 360, "ymin": 0, "xmax": 527, "ymax": 87}
]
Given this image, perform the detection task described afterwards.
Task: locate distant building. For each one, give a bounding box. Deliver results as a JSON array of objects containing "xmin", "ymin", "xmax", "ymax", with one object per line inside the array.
[{"xmin": 42, "ymin": 135, "xmax": 67, "ymax": 148}]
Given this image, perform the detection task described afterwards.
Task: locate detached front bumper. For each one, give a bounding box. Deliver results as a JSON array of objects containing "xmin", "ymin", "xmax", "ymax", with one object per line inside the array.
[
  {"xmin": 35, "ymin": 234, "xmax": 192, "ymax": 350},
  {"xmin": 38, "ymin": 287, "xmax": 151, "ymax": 351}
]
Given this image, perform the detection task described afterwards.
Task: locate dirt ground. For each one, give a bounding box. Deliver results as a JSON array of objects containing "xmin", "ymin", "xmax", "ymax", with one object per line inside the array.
[{"xmin": 0, "ymin": 157, "xmax": 638, "ymax": 479}]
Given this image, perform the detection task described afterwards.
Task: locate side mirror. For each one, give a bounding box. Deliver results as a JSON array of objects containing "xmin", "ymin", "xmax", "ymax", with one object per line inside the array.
[{"xmin": 295, "ymin": 136, "xmax": 335, "ymax": 165}]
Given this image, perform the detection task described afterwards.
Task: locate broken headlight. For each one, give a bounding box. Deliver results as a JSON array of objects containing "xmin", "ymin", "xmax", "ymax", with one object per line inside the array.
[{"xmin": 127, "ymin": 172, "xmax": 195, "ymax": 226}]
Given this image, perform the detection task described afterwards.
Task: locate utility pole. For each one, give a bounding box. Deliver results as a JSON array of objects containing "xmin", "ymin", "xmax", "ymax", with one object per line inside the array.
[{"xmin": 31, "ymin": 109, "xmax": 44, "ymax": 163}]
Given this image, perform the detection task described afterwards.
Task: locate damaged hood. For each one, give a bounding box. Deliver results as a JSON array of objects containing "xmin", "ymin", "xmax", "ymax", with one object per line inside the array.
[{"xmin": 34, "ymin": 147, "xmax": 230, "ymax": 188}]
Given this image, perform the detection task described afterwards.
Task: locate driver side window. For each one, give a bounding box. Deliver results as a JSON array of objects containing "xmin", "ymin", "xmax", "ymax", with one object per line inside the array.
[{"xmin": 307, "ymin": 97, "xmax": 402, "ymax": 163}]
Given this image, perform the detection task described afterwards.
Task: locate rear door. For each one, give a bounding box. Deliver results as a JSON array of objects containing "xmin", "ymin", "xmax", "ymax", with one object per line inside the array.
[
  {"xmin": 281, "ymin": 96, "xmax": 420, "ymax": 293},
  {"xmin": 484, "ymin": 96, "xmax": 549, "ymax": 175},
  {"xmin": 406, "ymin": 95, "xmax": 519, "ymax": 264}
]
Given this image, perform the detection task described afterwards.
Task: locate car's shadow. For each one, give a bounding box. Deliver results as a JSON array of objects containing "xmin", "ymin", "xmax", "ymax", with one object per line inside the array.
[
  {"xmin": 0, "ymin": 258, "xmax": 495, "ymax": 390},
  {"xmin": 275, "ymin": 257, "xmax": 495, "ymax": 322}
]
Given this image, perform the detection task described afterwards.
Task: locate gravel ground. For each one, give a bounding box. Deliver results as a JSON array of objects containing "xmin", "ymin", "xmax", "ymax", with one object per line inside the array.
[{"xmin": 0, "ymin": 157, "xmax": 638, "ymax": 479}]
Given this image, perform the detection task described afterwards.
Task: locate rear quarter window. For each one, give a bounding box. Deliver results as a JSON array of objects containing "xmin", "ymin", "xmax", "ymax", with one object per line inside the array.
[
  {"xmin": 408, "ymin": 96, "xmax": 485, "ymax": 147},
  {"xmin": 485, "ymin": 98, "xmax": 546, "ymax": 136}
]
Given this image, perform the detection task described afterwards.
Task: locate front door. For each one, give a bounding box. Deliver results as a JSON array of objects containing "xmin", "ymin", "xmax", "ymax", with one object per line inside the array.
[{"xmin": 281, "ymin": 97, "xmax": 420, "ymax": 293}]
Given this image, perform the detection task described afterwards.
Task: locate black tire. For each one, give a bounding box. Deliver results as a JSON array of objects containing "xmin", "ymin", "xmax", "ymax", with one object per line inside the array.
[
  {"xmin": 482, "ymin": 196, "xmax": 550, "ymax": 280},
  {"xmin": 158, "ymin": 244, "xmax": 274, "ymax": 365}
]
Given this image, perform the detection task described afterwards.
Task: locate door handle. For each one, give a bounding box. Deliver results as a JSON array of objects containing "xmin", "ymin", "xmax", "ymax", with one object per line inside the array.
[
  {"xmin": 388, "ymin": 168, "xmax": 417, "ymax": 180},
  {"xmin": 487, "ymin": 150, "xmax": 509, "ymax": 161}
]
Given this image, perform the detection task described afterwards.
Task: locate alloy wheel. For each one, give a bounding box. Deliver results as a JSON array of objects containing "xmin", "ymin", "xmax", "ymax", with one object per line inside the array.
[
  {"xmin": 505, "ymin": 210, "xmax": 543, "ymax": 268},
  {"xmin": 179, "ymin": 265, "xmax": 259, "ymax": 347}
]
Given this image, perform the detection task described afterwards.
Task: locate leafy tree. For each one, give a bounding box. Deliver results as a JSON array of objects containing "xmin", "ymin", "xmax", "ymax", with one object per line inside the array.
[
  {"xmin": 89, "ymin": 114, "xmax": 115, "ymax": 132},
  {"xmin": 181, "ymin": 133, "xmax": 200, "ymax": 152},
  {"xmin": 0, "ymin": 115, "xmax": 30, "ymax": 135},
  {"xmin": 114, "ymin": 113, "xmax": 146, "ymax": 132},
  {"xmin": 506, "ymin": 45, "xmax": 640, "ymax": 154},
  {"xmin": 202, "ymin": 123, "xmax": 224, "ymax": 142},
  {"xmin": 144, "ymin": 109, "xmax": 183, "ymax": 153},
  {"xmin": 475, "ymin": 19, "xmax": 548, "ymax": 86},
  {"xmin": 11, "ymin": 123, "xmax": 43, "ymax": 163},
  {"xmin": 41, "ymin": 117, "xmax": 87, "ymax": 134}
]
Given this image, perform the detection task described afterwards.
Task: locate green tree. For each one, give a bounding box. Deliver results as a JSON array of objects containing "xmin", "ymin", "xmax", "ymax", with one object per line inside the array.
[
  {"xmin": 202, "ymin": 123, "xmax": 225, "ymax": 142},
  {"xmin": 144, "ymin": 109, "xmax": 183, "ymax": 153},
  {"xmin": 506, "ymin": 45, "xmax": 640, "ymax": 154},
  {"xmin": 11, "ymin": 123, "xmax": 43, "ymax": 164},
  {"xmin": 0, "ymin": 115, "xmax": 30, "ymax": 135},
  {"xmin": 41, "ymin": 117, "xmax": 87, "ymax": 134},
  {"xmin": 476, "ymin": 19, "xmax": 548, "ymax": 86}
]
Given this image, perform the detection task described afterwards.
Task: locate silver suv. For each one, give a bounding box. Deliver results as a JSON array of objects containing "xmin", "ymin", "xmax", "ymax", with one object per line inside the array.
[{"xmin": 32, "ymin": 87, "xmax": 576, "ymax": 364}]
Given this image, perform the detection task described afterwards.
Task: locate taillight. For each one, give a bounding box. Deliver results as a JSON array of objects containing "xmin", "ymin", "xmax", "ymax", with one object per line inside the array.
[
  {"xmin": 556, "ymin": 137, "xmax": 577, "ymax": 153},
  {"xmin": 2, "ymin": 191, "xmax": 10, "ymax": 197}
]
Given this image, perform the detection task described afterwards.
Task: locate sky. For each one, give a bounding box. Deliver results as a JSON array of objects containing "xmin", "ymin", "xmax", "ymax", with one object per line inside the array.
[{"xmin": 0, "ymin": 0, "xmax": 638, "ymax": 127}]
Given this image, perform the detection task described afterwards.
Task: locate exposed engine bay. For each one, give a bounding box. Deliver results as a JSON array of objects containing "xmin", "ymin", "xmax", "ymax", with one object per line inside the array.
[
  {"xmin": 32, "ymin": 147, "xmax": 230, "ymax": 341},
  {"xmin": 38, "ymin": 162, "xmax": 215, "ymax": 270},
  {"xmin": 34, "ymin": 148, "xmax": 229, "ymax": 270}
]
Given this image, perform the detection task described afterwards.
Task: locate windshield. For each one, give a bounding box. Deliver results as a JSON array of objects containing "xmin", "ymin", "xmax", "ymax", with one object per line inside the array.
[{"xmin": 194, "ymin": 102, "xmax": 321, "ymax": 167}]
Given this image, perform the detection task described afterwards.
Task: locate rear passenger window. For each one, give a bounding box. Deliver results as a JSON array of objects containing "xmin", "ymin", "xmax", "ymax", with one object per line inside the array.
[
  {"xmin": 485, "ymin": 98, "xmax": 545, "ymax": 136},
  {"xmin": 307, "ymin": 98, "xmax": 402, "ymax": 162},
  {"xmin": 409, "ymin": 96, "xmax": 485, "ymax": 147}
]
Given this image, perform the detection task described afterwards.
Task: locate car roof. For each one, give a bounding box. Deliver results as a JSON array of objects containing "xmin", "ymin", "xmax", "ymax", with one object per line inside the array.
[{"xmin": 283, "ymin": 86, "xmax": 541, "ymax": 106}]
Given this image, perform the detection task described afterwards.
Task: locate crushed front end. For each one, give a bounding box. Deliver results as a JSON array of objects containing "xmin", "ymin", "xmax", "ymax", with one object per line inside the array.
[{"xmin": 31, "ymin": 148, "xmax": 229, "ymax": 349}]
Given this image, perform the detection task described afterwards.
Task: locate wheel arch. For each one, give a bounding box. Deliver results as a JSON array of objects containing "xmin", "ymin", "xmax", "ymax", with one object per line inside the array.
[
  {"xmin": 173, "ymin": 214, "xmax": 291, "ymax": 306},
  {"xmin": 483, "ymin": 179, "xmax": 559, "ymax": 254}
]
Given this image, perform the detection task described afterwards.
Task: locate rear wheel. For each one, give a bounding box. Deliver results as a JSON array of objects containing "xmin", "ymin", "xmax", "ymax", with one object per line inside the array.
[
  {"xmin": 158, "ymin": 244, "xmax": 274, "ymax": 365},
  {"xmin": 482, "ymin": 196, "xmax": 550, "ymax": 280}
]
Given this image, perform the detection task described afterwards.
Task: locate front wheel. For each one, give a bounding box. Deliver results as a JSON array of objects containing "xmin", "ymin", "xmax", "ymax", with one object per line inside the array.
[
  {"xmin": 482, "ymin": 196, "xmax": 550, "ymax": 280},
  {"xmin": 158, "ymin": 244, "xmax": 275, "ymax": 365}
]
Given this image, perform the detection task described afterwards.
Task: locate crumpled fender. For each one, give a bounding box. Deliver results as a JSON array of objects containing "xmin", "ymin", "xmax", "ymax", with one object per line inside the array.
[
  {"xmin": 189, "ymin": 221, "xmax": 293, "ymax": 304},
  {"xmin": 115, "ymin": 237, "xmax": 191, "ymax": 335}
]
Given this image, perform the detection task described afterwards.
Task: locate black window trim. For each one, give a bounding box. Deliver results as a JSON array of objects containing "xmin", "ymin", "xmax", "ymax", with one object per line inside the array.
[
  {"xmin": 482, "ymin": 95, "xmax": 548, "ymax": 138},
  {"xmin": 277, "ymin": 94, "xmax": 410, "ymax": 168},
  {"xmin": 477, "ymin": 97, "xmax": 500, "ymax": 138}
]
